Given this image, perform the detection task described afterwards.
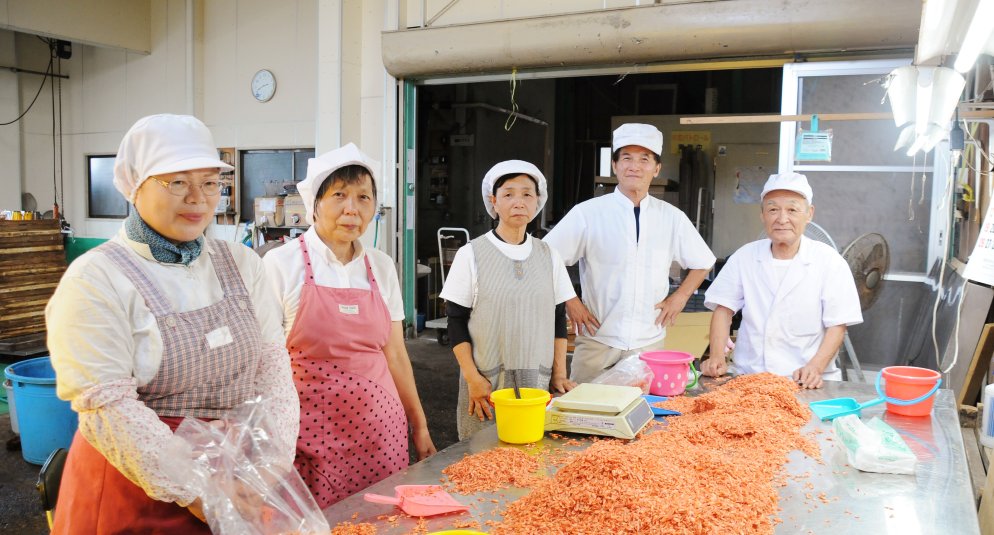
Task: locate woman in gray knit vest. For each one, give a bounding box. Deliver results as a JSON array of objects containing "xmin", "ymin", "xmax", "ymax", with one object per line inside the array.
[{"xmin": 440, "ymin": 160, "xmax": 578, "ymax": 440}]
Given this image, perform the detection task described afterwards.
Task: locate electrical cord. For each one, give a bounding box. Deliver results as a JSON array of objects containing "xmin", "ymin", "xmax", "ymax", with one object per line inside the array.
[
  {"xmin": 0, "ymin": 55, "xmax": 52, "ymax": 125},
  {"xmin": 57, "ymin": 54, "xmax": 65, "ymax": 219},
  {"xmin": 51, "ymin": 40, "xmax": 57, "ymax": 218},
  {"xmin": 931, "ymin": 142, "xmax": 973, "ymax": 376}
]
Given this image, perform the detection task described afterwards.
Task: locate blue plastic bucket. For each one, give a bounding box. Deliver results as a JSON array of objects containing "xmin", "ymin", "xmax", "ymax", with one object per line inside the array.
[
  {"xmin": 3, "ymin": 379, "xmax": 17, "ymax": 434},
  {"xmin": 5, "ymin": 357, "xmax": 78, "ymax": 464}
]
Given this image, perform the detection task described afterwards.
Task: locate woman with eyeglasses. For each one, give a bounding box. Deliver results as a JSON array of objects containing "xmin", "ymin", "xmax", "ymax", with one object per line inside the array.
[{"xmin": 46, "ymin": 114, "xmax": 298, "ymax": 533}]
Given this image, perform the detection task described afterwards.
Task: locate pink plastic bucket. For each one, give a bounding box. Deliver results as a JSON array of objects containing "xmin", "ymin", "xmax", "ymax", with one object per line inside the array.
[
  {"xmin": 639, "ymin": 350, "xmax": 698, "ymax": 396},
  {"xmin": 880, "ymin": 366, "xmax": 942, "ymax": 417}
]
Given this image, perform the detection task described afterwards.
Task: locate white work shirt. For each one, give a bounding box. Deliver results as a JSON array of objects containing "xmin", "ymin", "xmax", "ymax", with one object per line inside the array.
[
  {"xmin": 264, "ymin": 227, "xmax": 405, "ymax": 337},
  {"xmin": 47, "ymin": 228, "xmax": 286, "ymax": 398},
  {"xmin": 704, "ymin": 236, "xmax": 863, "ymax": 380},
  {"xmin": 439, "ymin": 231, "xmax": 576, "ymax": 308},
  {"xmin": 544, "ymin": 189, "xmax": 716, "ymax": 350}
]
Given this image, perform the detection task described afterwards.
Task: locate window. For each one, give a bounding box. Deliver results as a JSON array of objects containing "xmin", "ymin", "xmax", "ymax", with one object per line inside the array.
[
  {"xmin": 87, "ymin": 155, "xmax": 129, "ymax": 218},
  {"xmin": 240, "ymin": 148, "xmax": 315, "ymax": 222}
]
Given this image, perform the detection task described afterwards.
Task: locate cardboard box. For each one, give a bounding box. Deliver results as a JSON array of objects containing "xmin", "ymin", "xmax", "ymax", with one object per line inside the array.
[
  {"xmin": 254, "ymin": 196, "xmax": 284, "ymax": 227},
  {"xmin": 662, "ymin": 311, "xmax": 714, "ymax": 359},
  {"xmin": 283, "ymin": 194, "xmax": 307, "ymax": 227}
]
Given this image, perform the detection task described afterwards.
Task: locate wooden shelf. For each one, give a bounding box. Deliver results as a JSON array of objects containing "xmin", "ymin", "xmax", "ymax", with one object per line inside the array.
[{"xmin": 0, "ymin": 220, "xmax": 66, "ymax": 341}]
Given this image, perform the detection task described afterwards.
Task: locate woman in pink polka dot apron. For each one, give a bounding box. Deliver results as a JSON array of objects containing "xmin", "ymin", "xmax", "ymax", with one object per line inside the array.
[
  {"xmin": 287, "ymin": 237, "xmax": 411, "ymax": 506},
  {"xmin": 266, "ymin": 144, "xmax": 436, "ymax": 508}
]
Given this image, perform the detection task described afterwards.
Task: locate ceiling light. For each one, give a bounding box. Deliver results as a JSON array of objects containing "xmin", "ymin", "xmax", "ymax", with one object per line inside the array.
[{"xmin": 954, "ymin": 0, "xmax": 994, "ymax": 72}]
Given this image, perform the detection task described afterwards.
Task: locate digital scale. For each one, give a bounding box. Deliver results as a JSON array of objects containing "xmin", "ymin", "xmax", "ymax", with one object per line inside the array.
[{"xmin": 544, "ymin": 383, "xmax": 654, "ymax": 439}]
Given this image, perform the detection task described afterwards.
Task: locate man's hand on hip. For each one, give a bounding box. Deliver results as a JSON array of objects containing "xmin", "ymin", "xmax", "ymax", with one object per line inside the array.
[
  {"xmin": 654, "ymin": 292, "xmax": 690, "ymax": 327},
  {"xmin": 566, "ymin": 297, "xmax": 600, "ymax": 336}
]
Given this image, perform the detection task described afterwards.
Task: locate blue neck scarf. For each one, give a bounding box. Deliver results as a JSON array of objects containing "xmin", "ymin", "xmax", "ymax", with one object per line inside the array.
[{"xmin": 125, "ymin": 210, "xmax": 204, "ymax": 265}]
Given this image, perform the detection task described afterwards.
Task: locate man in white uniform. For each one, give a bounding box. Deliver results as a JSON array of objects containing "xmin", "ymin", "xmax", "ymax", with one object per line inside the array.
[
  {"xmin": 701, "ymin": 172, "xmax": 863, "ymax": 389},
  {"xmin": 544, "ymin": 123, "xmax": 716, "ymax": 383}
]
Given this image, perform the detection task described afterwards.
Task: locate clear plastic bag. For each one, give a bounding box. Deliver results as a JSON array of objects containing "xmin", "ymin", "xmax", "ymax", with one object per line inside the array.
[
  {"xmin": 832, "ymin": 414, "xmax": 917, "ymax": 475},
  {"xmin": 590, "ymin": 354, "xmax": 654, "ymax": 394},
  {"xmin": 161, "ymin": 396, "xmax": 329, "ymax": 535}
]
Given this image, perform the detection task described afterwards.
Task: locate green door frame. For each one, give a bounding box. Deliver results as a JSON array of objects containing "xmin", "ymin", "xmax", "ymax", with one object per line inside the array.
[{"xmin": 401, "ymin": 81, "xmax": 417, "ymax": 335}]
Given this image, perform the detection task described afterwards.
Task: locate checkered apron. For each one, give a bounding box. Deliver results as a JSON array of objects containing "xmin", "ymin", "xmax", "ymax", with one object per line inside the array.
[
  {"xmin": 52, "ymin": 239, "xmax": 262, "ymax": 533},
  {"xmin": 98, "ymin": 240, "xmax": 262, "ymax": 417}
]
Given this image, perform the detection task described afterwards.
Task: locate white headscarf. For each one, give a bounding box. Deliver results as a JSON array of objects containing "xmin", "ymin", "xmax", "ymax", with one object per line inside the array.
[
  {"xmin": 296, "ymin": 143, "xmax": 380, "ymax": 225},
  {"xmin": 480, "ymin": 160, "xmax": 547, "ymax": 220},
  {"xmin": 113, "ymin": 114, "xmax": 232, "ymax": 203}
]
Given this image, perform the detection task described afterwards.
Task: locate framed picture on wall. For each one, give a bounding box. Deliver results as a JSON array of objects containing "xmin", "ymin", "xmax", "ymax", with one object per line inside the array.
[{"xmin": 87, "ymin": 154, "xmax": 130, "ymax": 219}]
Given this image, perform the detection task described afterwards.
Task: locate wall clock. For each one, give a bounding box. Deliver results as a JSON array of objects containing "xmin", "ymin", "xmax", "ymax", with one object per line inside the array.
[{"xmin": 251, "ymin": 69, "xmax": 276, "ymax": 102}]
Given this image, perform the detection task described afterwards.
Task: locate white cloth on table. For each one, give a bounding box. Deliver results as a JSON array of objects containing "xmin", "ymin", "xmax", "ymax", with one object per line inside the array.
[
  {"xmin": 263, "ymin": 227, "xmax": 405, "ymax": 337},
  {"xmin": 46, "ymin": 228, "xmax": 297, "ymax": 505},
  {"xmin": 439, "ymin": 231, "xmax": 575, "ymax": 309},
  {"xmin": 703, "ymin": 236, "xmax": 863, "ymax": 380},
  {"xmin": 544, "ymin": 188, "xmax": 716, "ymax": 350}
]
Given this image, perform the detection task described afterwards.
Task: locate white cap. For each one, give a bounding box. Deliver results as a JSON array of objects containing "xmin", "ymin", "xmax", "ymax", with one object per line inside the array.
[
  {"xmin": 297, "ymin": 143, "xmax": 380, "ymax": 225},
  {"xmin": 113, "ymin": 114, "xmax": 232, "ymax": 203},
  {"xmin": 481, "ymin": 160, "xmax": 547, "ymax": 220},
  {"xmin": 761, "ymin": 172, "xmax": 813, "ymax": 203},
  {"xmin": 612, "ymin": 123, "xmax": 663, "ymax": 156}
]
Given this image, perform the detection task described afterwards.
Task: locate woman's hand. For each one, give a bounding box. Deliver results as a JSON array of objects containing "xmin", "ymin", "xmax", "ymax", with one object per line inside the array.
[
  {"xmin": 412, "ymin": 426, "xmax": 436, "ymax": 460},
  {"xmin": 466, "ymin": 373, "xmax": 494, "ymax": 421},
  {"xmin": 187, "ymin": 498, "xmax": 207, "ymax": 523},
  {"xmin": 550, "ymin": 374, "xmax": 576, "ymax": 394}
]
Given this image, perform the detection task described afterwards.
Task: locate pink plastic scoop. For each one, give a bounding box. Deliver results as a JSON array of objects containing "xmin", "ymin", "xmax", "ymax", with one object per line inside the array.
[{"xmin": 363, "ymin": 484, "xmax": 469, "ymax": 517}]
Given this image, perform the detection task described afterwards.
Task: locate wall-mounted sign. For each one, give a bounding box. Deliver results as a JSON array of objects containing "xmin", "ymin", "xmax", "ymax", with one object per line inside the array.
[{"xmin": 670, "ymin": 131, "xmax": 711, "ymax": 153}]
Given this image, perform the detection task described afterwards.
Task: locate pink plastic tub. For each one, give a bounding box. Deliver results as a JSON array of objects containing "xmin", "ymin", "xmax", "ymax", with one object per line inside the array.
[{"xmin": 639, "ymin": 350, "xmax": 699, "ymax": 396}]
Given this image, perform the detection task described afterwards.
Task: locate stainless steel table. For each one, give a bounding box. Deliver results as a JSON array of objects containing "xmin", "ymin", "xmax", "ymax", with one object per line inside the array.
[{"xmin": 323, "ymin": 380, "xmax": 979, "ymax": 534}]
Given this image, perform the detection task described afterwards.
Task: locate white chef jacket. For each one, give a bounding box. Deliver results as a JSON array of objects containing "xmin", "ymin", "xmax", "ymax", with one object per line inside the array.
[
  {"xmin": 544, "ymin": 188, "xmax": 716, "ymax": 350},
  {"xmin": 704, "ymin": 236, "xmax": 863, "ymax": 380},
  {"xmin": 263, "ymin": 227, "xmax": 405, "ymax": 337}
]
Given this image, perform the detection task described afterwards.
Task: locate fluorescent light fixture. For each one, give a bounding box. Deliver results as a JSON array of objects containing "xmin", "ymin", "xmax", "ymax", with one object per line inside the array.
[
  {"xmin": 915, "ymin": 69, "xmax": 935, "ymax": 135},
  {"xmin": 954, "ymin": 0, "xmax": 994, "ymax": 72},
  {"xmin": 887, "ymin": 66, "xmax": 965, "ymax": 154},
  {"xmin": 895, "ymin": 124, "xmax": 917, "ymax": 151},
  {"xmin": 916, "ymin": 0, "xmax": 959, "ymax": 64},
  {"xmin": 886, "ymin": 66, "xmax": 918, "ymax": 127}
]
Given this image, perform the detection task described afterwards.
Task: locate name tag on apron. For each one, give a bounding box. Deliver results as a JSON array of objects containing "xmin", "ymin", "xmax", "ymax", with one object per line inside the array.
[
  {"xmin": 339, "ymin": 304, "xmax": 360, "ymax": 315},
  {"xmin": 205, "ymin": 326, "xmax": 234, "ymax": 349}
]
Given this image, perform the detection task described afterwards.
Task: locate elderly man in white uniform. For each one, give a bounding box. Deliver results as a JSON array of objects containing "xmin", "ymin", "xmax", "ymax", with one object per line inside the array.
[
  {"xmin": 544, "ymin": 123, "xmax": 716, "ymax": 384},
  {"xmin": 700, "ymin": 172, "xmax": 863, "ymax": 389}
]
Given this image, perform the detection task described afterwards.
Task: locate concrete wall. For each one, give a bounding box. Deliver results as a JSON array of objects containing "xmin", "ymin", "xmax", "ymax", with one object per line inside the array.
[
  {"xmin": 402, "ymin": 0, "xmax": 643, "ymax": 27},
  {"xmin": 0, "ymin": 29, "xmax": 20, "ymax": 211},
  {"xmin": 0, "ymin": 0, "xmax": 151, "ymax": 53},
  {"xmin": 5, "ymin": 0, "xmax": 318, "ymax": 240}
]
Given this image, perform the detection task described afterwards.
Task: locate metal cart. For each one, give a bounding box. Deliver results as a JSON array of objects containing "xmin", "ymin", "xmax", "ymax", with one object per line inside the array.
[{"xmin": 424, "ymin": 227, "xmax": 470, "ymax": 345}]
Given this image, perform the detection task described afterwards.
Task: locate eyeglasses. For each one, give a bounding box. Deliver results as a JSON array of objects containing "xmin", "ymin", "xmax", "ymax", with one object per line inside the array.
[{"xmin": 148, "ymin": 176, "xmax": 225, "ymax": 197}]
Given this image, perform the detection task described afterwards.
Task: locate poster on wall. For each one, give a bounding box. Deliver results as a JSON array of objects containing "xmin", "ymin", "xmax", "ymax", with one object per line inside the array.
[
  {"xmin": 732, "ymin": 167, "xmax": 768, "ymax": 204},
  {"xmin": 963, "ymin": 202, "xmax": 994, "ymax": 287}
]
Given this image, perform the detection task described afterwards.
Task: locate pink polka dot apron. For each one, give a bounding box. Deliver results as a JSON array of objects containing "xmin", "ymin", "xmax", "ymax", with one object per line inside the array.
[{"xmin": 286, "ymin": 235, "xmax": 408, "ymax": 508}]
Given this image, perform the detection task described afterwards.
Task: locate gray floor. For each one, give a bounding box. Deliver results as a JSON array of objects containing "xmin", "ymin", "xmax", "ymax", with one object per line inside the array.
[{"xmin": 0, "ymin": 334, "xmax": 460, "ymax": 534}]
